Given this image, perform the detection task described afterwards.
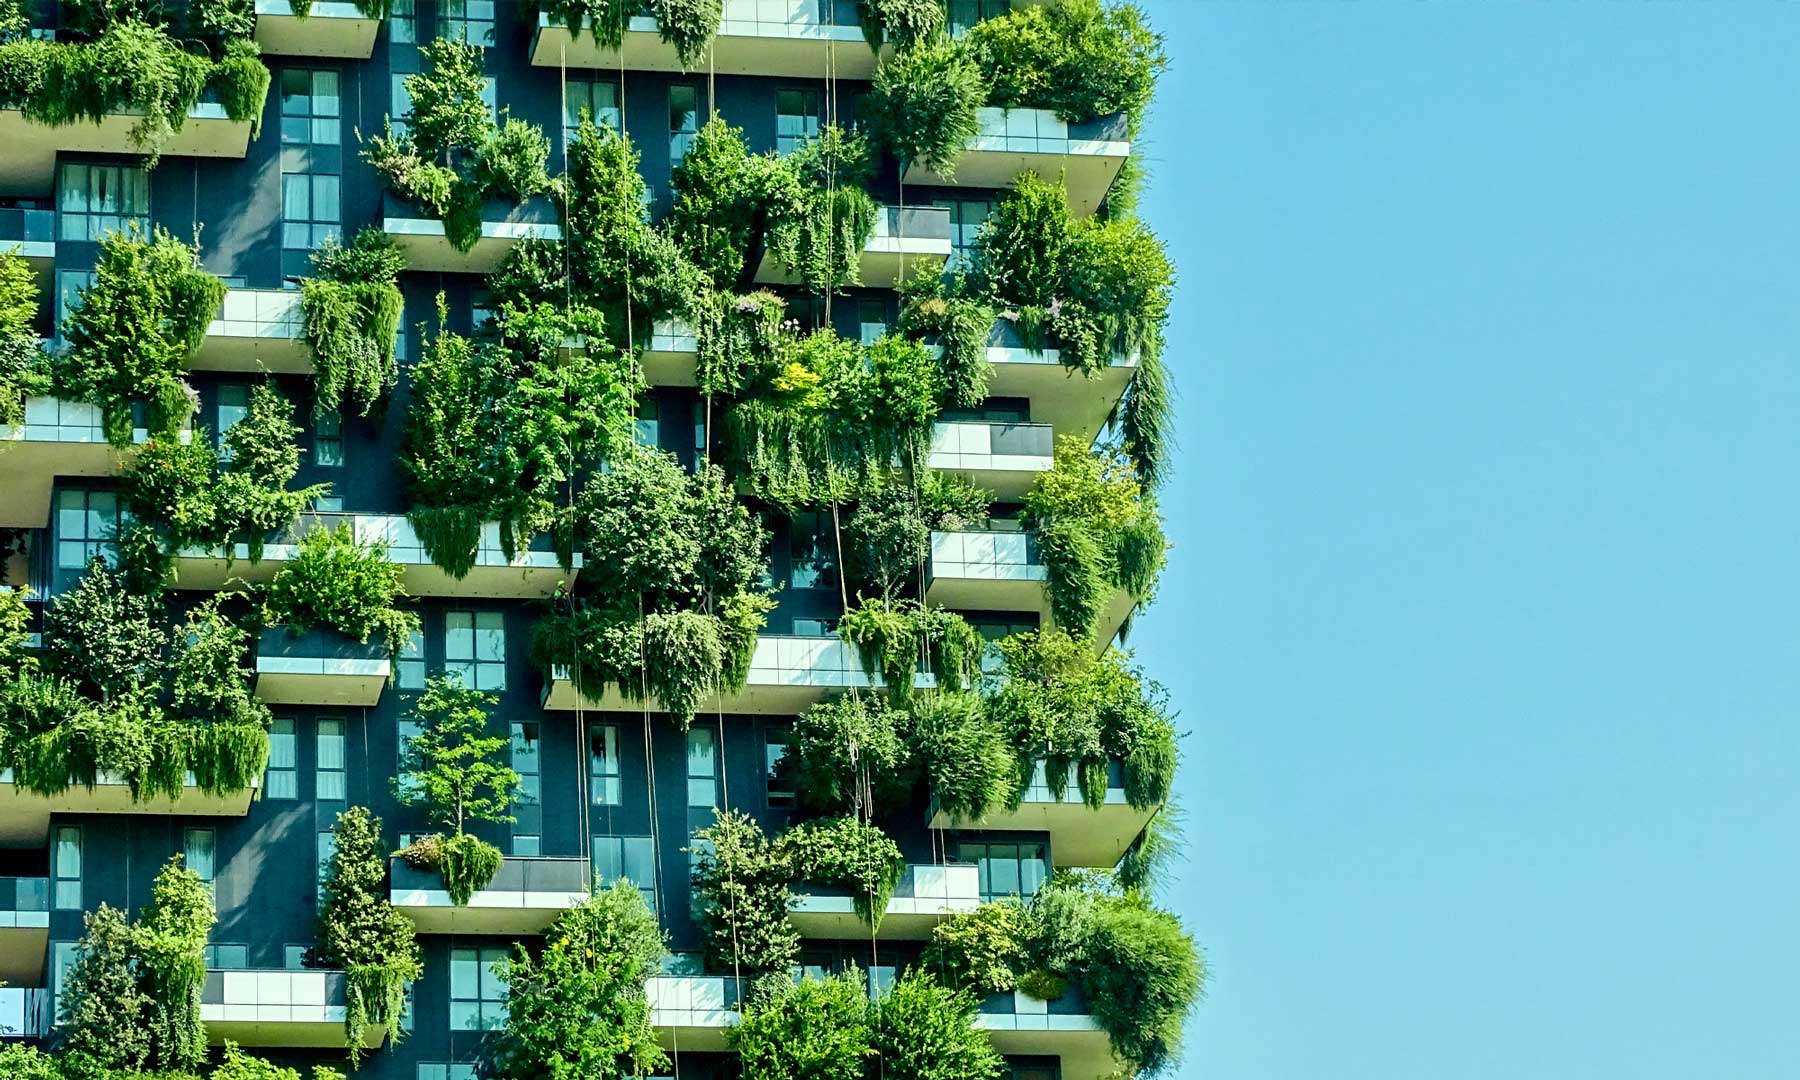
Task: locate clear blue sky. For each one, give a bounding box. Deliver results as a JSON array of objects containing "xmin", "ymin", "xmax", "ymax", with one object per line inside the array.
[{"xmin": 1134, "ymin": 4, "xmax": 1800, "ymax": 1077}]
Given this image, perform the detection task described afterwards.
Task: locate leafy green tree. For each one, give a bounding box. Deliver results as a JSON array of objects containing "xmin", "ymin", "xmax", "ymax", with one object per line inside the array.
[
  {"xmin": 867, "ymin": 970, "xmax": 1004, "ymax": 1080},
  {"xmin": 784, "ymin": 691, "xmax": 914, "ymax": 817},
  {"xmin": 55, "ymin": 904, "xmax": 152, "ymax": 1074},
  {"xmin": 909, "ymin": 692, "xmax": 1017, "ymax": 824},
  {"xmin": 689, "ymin": 809, "xmax": 798, "ymax": 977},
  {"xmin": 301, "ymin": 228, "xmax": 406, "ymax": 421},
  {"xmin": 44, "ymin": 560, "xmax": 165, "ymax": 704},
  {"xmin": 169, "ymin": 597, "xmax": 272, "ymax": 730},
  {"xmin": 212, "ymin": 1041, "xmax": 346, "ymax": 1080},
  {"xmin": 396, "ymin": 676, "xmax": 518, "ymax": 835},
  {"xmin": 263, "ymin": 524, "xmax": 420, "ymax": 657},
  {"xmin": 869, "ymin": 39, "xmax": 983, "ymax": 176},
  {"xmin": 921, "ymin": 901, "xmax": 1030, "ymax": 996},
  {"xmin": 315, "ymin": 807, "xmax": 421, "ymax": 1062},
  {"xmin": 489, "ymin": 882, "xmax": 669, "ymax": 1080},
  {"xmin": 729, "ymin": 969, "xmax": 872, "ymax": 1080},
  {"xmin": 136, "ymin": 855, "xmax": 215, "ymax": 1073}
]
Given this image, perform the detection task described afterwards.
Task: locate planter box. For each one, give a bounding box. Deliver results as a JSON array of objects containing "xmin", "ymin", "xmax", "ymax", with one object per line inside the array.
[
  {"xmin": 253, "ymin": 1, "xmax": 380, "ymax": 58},
  {"xmin": 390, "ymin": 855, "xmax": 590, "ymax": 935},
  {"xmin": 790, "ymin": 863, "xmax": 980, "ymax": 940},
  {"xmin": 754, "ymin": 205, "xmax": 951, "ymax": 289},
  {"xmin": 382, "ymin": 192, "xmax": 562, "ymax": 274},
  {"xmin": 254, "ymin": 626, "xmax": 391, "ymax": 707},
  {"xmin": 201, "ymin": 968, "xmax": 382, "ymax": 1049},
  {"xmin": 902, "ymin": 109, "xmax": 1131, "ymax": 217},
  {"xmin": 530, "ymin": 1, "xmax": 885, "ymax": 79}
]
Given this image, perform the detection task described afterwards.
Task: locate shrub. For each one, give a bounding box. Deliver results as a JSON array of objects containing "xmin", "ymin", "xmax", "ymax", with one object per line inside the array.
[
  {"xmin": 1021, "ymin": 437, "xmax": 1167, "ymax": 641},
  {"xmin": 43, "ymin": 561, "xmax": 164, "ymax": 703},
  {"xmin": 729, "ymin": 969, "xmax": 872, "ymax": 1080},
  {"xmin": 839, "ymin": 597, "xmax": 982, "ymax": 701},
  {"xmin": 784, "ymin": 691, "xmax": 913, "ymax": 817},
  {"xmin": 169, "ymin": 599, "xmax": 272, "ymax": 731},
  {"xmin": 909, "ymin": 692, "xmax": 1016, "ymax": 823},
  {"xmin": 868, "ymin": 39, "xmax": 983, "ymax": 176},
  {"xmin": 868, "ymin": 970, "xmax": 1005, "ymax": 1080},
  {"xmin": 857, "ymin": 0, "xmax": 944, "ymax": 50},
  {"xmin": 0, "ymin": 250, "xmax": 48, "ymax": 426},
  {"xmin": 314, "ymin": 807, "xmax": 421, "ymax": 1062},
  {"xmin": 669, "ymin": 119, "xmax": 769, "ymax": 289},
  {"xmin": 842, "ymin": 485, "xmax": 930, "ymax": 601},
  {"xmin": 780, "ymin": 816, "xmax": 904, "ymax": 929},
  {"xmin": 689, "ymin": 809, "xmax": 799, "ymax": 977},
  {"xmin": 966, "ymin": 0, "xmax": 1166, "ymax": 129},
  {"xmin": 897, "ymin": 282, "xmax": 994, "ymax": 409},
  {"xmin": 263, "ymin": 523, "xmax": 419, "ymax": 659},
  {"xmin": 763, "ymin": 125, "xmax": 879, "ymax": 294},
  {"xmin": 921, "ymin": 901, "xmax": 1030, "ymax": 996},
  {"xmin": 135, "ymin": 855, "xmax": 215, "ymax": 1073},
  {"xmin": 302, "ymin": 229, "xmax": 406, "ymax": 422},
  {"xmin": 543, "ymin": 0, "xmax": 721, "ymax": 69},
  {"xmin": 55, "ymin": 904, "xmax": 152, "ymax": 1073}
]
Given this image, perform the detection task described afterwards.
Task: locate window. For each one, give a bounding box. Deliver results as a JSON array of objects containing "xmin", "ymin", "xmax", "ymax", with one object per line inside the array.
[
  {"xmin": 935, "ymin": 197, "xmax": 994, "ymax": 271},
  {"xmin": 685, "ymin": 727, "xmax": 717, "ymax": 808},
  {"xmin": 389, "ymin": 0, "xmax": 416, "ymax": 44},
  {"xmin": 316, "ymin": 496, "xmax": 344, "ymax": 512},
  {"xmin": 282, "ymin": 171, "xmax": 341, "ymax": 251},
  {"xmin": 217, "ymin": 385, "xmax": 249, "ymax": 461},
  {"xmin": 205, "ymin": 944, "xmax": 248, "ymax": 969},
  {"xmin": 317, "ymin": 718, "xmax": 346, "ymax": 802},
  {"xmin": 280, "ymin": 69, "xmax": 341, "ymax": 146},
  {"xmin": 57, "ymin": 162, "xmax": 148, "ymax": 242},
  {"xmin": 792, "ymin": 616, "xmax": 837, "ymax": 637},
  {"xmin": 776, "ymin": 89, "xmax": 820, "ymax": 155},
  {"xmin": 316, "ymin": 830, "xmax": 337, "ymax": 889},
  {"xmin": 510, "ymin": 722, "xmax": 540, "ymax": 857},
  {"xmin": 313, "ymin": 410, "xmax": 344, "ymax": 467},
  {"xmin": 868, "ymin": 965, "xmax": 896, "ymax": 1000},
  {"xmin": 592, "ymin": 835, "xmax": 656, "ymax": 912},
  {"xmin": 634, "ymin": 397, "xmax": 660, "ymax": 448},
  {"xmin": 449, "ymin": 947, "xmax": 508, "ymax": 1030},
  {"xmin": 184, "ymin": 829, "xmax": 216, "ymax": 884},
  {"xmin": 858, "ymin": 298, "xmax": 887, "ymax": 344},
  {"xmin": 788, "ymin": 511, "xmax": 836, "ymax": 591},
  {"xmin": 564, "ymin": 80, "xmax": 620, "ymax": 146},
  {"xmin": 397, "ymin": 716, "xmax": 423, "ymax": 800},
  {"xmin": 669, "ymin": 85, "xmax": 699, "ymax": 170},
  {"xmin": 418, "ymin": 1066, "xmax": 478, "ymax": 1080},
  {"xmin": 399, "ymin": 978, "xmax": 415, "ymax": 1033},
  {"xmin": 50, "ymin": 941, "xmax": 77, "ymax": 1013},
  {"xmin": 266, "ymin": 717, "xmax": 298, "ymax": 799},
  {"xmin": 438, "ymin": 0, "xmax": 495, "ymax": 46},
  {"xmin": 948, "ymin": 0, "xmax": 1008, "ymax": 36},
  {"xmin": 390, "ymin": 72, "xmax": 413, "ymax": 137},
  {"xmin": 51, "ymin": 826, "xmax": 80, "ymax": 910},
  {"xmin": 444, "ymin": 611, "xmax": 506, "ymax": 690},
  {"xmin": 55, "ymin": 489, "xmax": 119, "ymax": 570},
  {"xmin": 285, "ymin": 944, "xmax": 309, "ymax": 969},
  {"xmin": 765, "ymin": 728, "xmax": 794, "ymax": 808},
  {"xmin": 56, "ymin": 270, "xmax": 96, "ymax": 330},
  {"xmin": 959, "ymin": 841, "xmax": 1049, "ymax": 903},
  {"xmin": 589, "ymin": 725, "xmax": 621, "ymax": 806},
  {"xmin": 396, "ymin": 630, "xmax": 426, "ymax": 691}
]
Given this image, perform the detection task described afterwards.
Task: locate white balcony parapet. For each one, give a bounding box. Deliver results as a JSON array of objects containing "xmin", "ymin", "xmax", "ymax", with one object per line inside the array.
[
  {"xmin": 902, "ymin": 108, "xmax": 1131, "ymax": 217},
  {"xmin": 0, "ymin": 877, "xmax": 48, "ymax": 988},
  {"xmin": 0, "ymin": 103, "xmax": 252, "ymax": 196},
  {"xmin": 192, "ymin": 288, "xmax": 312, "ymax": 373},
  {"xmin": 790, "ymin": 863, "xmax": 981, "ymax": 939},
  {"xmin": 976, "ymin": 988, "xmax": 1112, "ymax": 1078},
  {"xmin": 928, "ymin": 760, "xmax": 1153, "ymax": 870},
  {"xmin": 0, "ymin": 397, "xmax": 188, "ymax": 527},
  {"xmin": 531, "ymin": 1, "xmax": 885, "ymax": 79},
  {"xmin": 201, "ymin": 968, "xmax": 382, "ymax": 1049},
  {"xmin": 928, "ymin": 420, "xmax": 1054, "ymax": 500},
  {"xmin": 382, "ymin": 193, "xmax": 563, "ymax": 274},
  {"xmin": 755, "ymin": 204, "xmax": 951, "ymax": 288},
  {"xmin": 253, "ymin": 626, "xmax": 390, "ymax": 707},
  {"xmin": 0, "ymin": 768, "xmax": 258, "ymax": 847},
  {"xmin": 648, "ymin": 974, "xmax": 741, "ymax": 1050},
  {"xmin": 254, "ymin": 1, "xmax": 380, "ymax": 59},
  {"xmin": 926, "ymin": 528, "xmax": 1134, "ymax": 648},
  {"xmin": 390, "ymin": 856, "xmax": 590, "ymax": 935}
]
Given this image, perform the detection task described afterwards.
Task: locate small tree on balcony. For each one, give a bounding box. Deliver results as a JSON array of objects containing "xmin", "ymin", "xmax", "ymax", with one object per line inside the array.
[
  {"xmin": 315, "ymin": 806, "xmax": 422, "ymax": 1063},
  {"xmin": 55, "ymin": 904, "xmax": 152, "ymax": 1074},
  {"xmin": 393, "ymin": 676, "xmax": 519, "ymax": 904}
]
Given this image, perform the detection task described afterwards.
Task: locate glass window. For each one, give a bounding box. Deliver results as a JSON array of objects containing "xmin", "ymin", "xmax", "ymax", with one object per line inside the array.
[
  {"xmin": 959, "ymin": 841, "xmax": 1049, "ymax": 903},
  {"xmin": 397, "ymin": 717, "xmax": 423, "ymax": 800},
  {"xmin": 788, "ymin": 511, "xmax": 836, "ymax": 591},
  {"xmin": 396, "ymin": 629, "xmax": 426, "ymax": 691},
  {"xmin": 390, "ymin": 72, "xmax": 413, "ymax": 138},
  {"xmin": 204, "ymin": 943, "xmax": 248, "ymax": 969},
  {"xmin": 565, "ymin": 80, "xmax": 621, "ymax": 146},
  {"xmin": 55, "ymin": 489, "xmax": 119, "ymax": 571},
  {"xmin": 51, "ymin": 941, "xmax": 77, "ymax": 1014},
  {"xmin": 313, "ymin": 410, "xmax": 343, "ymax": 467},
  {"xmin": 52, "ymin": 826, "xmax": 80, "ymax": 910},
  {"xmin": 399, "ymin": 978, "xmax": 415, "ymax": 1032},
  {"xmin": 669, "ymin": 85, "xmax": 699, "ymax": 170},
  {"xmin": 281, "ymin": 69, "xmax": 341, "ymax": 146},
  {"xmin": 316, "ymin": 718, "xmax": 346, "ymax": 802},
  {"xmin": 418, "ymin": 1066, "xmax": 478, "ymax": 1080},
  {"xmin": 438, "ymin": 0, "xmax": 495, "ymax": 46},
  {"xmin": 57, "ymin": 162, "xmax": 148, "ymax": 242},
  {"xmin": 449, "ymin": 947, "xmax": 508, "ymax": 1030},
  {"xmin": 935, "ymin": 197, "xmax": 994, "ymax": 271},
  {"xmin": 685, "ymin": 727, "xmax": 716, "ymax": 808},
  {"xmin": 589, "ymin": 725, "xmax": 621, "ymax": 806},
  {"xmin": 389, "ymin": 0, "xmax": 415, "ymax": 44},
  {"xmin": 947, "ymin": 0, "xmax": 1008, "ymax": 36},
  {"xmin": 217, "ymin": 384, "xmax": 249, "ymax": 461},
  {"xmin": 858, "ymin": 298, "xmax": 887, "ymax": 344},
  {"xmin": 282, "ymin": 171, "xmax": 341, "ymax": 251},
  {"xmin": 592, "ymin": 835, "xmax": 656, "ymax": 912},
  {"xmin": 266, "ymin": 717, "xmax": 297, "ymax": 799},
  {"xmin": 792, "ymin": 617, "xmax": 836, "ymax": 637},
  {"xmin": 776, "ymin": 89, "xmax": 820, "ymax": 155},
  {"xmin": 765, "ymin": 727, "xmax": 793, "ymax": 808},
  {"xmin": 184, "ymin": 829, "xmax": 216, "ymax": 883},
  {"xmin": 55, "ymin": 270, "xmax": 96, "ymax": 331},
  {"xmin": 444, "ymin": 611, "xmax": 506, "ymax": 691},
  {"xmin": 316, "ymin": 830, "xmax": 336, "ymax": 889},
  {"xmin": 285, "ymin": 944, "xmax": 309, "ymax": 969},
  {"xmin": 510, "ymin": 721, "xmax": 540, "ymax": 857},
  {"xmin": 634, "ymin": 397, "xmax": 660, "ymax": 448}
]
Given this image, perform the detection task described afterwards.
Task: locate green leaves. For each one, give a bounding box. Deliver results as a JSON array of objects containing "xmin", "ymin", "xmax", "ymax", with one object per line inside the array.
[
  {"xmin": 302, "ymin": 229, "xmax": 405, "ymax": 421},
  {"xmin": 967, "ymin": 0, "xmax": 1166, "ymax": 129},
  {"xmin": 689, "ymin": 809, "xmax": 801, "ymax": 978},
  {"xmin": 869, "ymin": 39, "xmax": 985, "ymax": 176},
  {"xmin": 263, "ymin": 523, "xmax": 419, "ymax": 657},
  {"xmin": 396, "ymin": 675, "xmax": 519, "ymax": 835},
  {"xmin": 781, "ymin": 816, "xmax": 905, "ymax": 929},
  {"xmin": 729, "ymin": 969, "xmax": 873, "ymax": 1080}
]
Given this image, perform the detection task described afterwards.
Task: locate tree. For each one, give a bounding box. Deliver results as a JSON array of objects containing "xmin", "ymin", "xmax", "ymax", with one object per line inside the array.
[
  {"xmin": 867, "ymin": 971, "xmax": 1004, "ymax": 1080},
  {"xmin": 55, "ymin": 904, "xmax": 152, "ymax": 1074},
  {"xmin": 729, "ymin": 969, "xmax": 872, "ymax": 1080},
  {"xmin": 136, "ymin": 855, "xmax": 215, "ymax": 1073},
  {"xmin": 396, "ymin": 676, "xmax": 518, "ymax": 835},
  {"xmin": 43, "ymin": 560, "xmax": 165, "ymax": 704},
  {"xmin": 315, "ymin": 807, "xmax": 422, "ymax": 1062},
  {"xmin": 489, "ymin": 883, "xmax": 668, "ymax": 1080},
  {"xmin": 689, "ymin": 809, "xmax": 798, "ymax": 978}
]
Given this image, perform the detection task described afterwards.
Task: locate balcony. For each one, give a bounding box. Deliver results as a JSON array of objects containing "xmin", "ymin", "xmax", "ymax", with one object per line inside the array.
[
  {"xmin": 929, "ymin": 761, "xmax": 1154, "ymax": 869},
  {"xmin": 531, "ymin": 0, "xmax": 884, "ymax": 79},
  {"xmin": 0, "ymin": 770, "xmax": 257, "ymax": 846},
  {"xmin": 926, "ymin": 529, "xmax": 1134, "ymax": 648},
  {"xmin": 190, "ymin": 288, "xmax": 313, "ymax": 375},
  {"xmin": 0, "ymin": 878, "xmax": 48, "ymax": 986},
  {"xmin": 542, "ymin": 633, "xmax": 932, "ymax": 715},
  {"xmin": 564, "ymin": 318, "xmax": 698, "ymax": 387},
  {"xmin": 174, "ymin": 512, "xmax": 581, "ymax": 599},
  {"xmin": 903, "ymin": 109, "xmax": 1130, "ymax": 217},
  {"xmin": 927, "ymin": 419, "xmax": 1054, "ymax": 500},
  {"xmin": 201, "ymin": 968, "xmax": 383, "ymax": 1049},
  {"xmin": 253, "ymin": 626, "xmax": 390, "ymax": 708},
  {"xmin": 253, "ymin": 0, "xmax": 380, "ymax": 59},
  {"xmin": 976, "ymin": 986, "xmax": 1111, "ymax": 1080},
  {"xmin": 0, "ymin": 987, "xmax": 49, "ymax": 1038},
  {"xmin": 390, "ymin": 855, "xmax": 589, "ymax": 935},
  {"xmin": 0, "ymin": 397, "xmax": 144, "ymax": 529},
  {"xmin": 647, "ymin": 973, "xmax": 742, "ymax": 1051},
  {"xmin": 976, "ymin": 317, "xmax": 1139, "ymax": 440},
  {"xmin": 0, "ymin": 103, "xmax": 252, "ymax": 197},
  {"xmin": 0, "ymin": 206, "xmax": 53, "ymax": 269},
  {"xmin": 754, "ymin": 204, "xmax": 951, "ymax": 289},
  {"xmin": 382, "ymin": 192, "xmax": 562, "ymax": 274},
  {"xmin": 790, "ymin": 863, "xmax": 979, "ymax": 940}
]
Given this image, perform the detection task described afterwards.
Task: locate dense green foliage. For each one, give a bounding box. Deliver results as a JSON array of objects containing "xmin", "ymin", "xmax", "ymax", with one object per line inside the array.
[
  {"xmin": 136, "ymin": 857, "xmax": 215, "ymax": 1072},
  {"xmin": 781, "ymin": 815, "xmax": 905, "ymax": 928},
  {"xmin": 764, "ymin": 125, "xmax": 879, "ymax": 294},
  {"xmin": 365, "ymin": 39, "xmax": 551, "ymax": 252},
  {"xmin": 869, "ymin": 970, "xmax": 1005, "ymax": 1080},
  {"xmin": 301, "ymin": 229, "xmax": 406, "ymax": 421},
  {"xmin": 729, "ymin": 969, "xmax": 872, "ymax": 1080},
  {"xmin": 314, "ymin": 807, "xmax": 421, "ymax": 1061},
  {"xmin": 668, "ymin": 120, "xmax": 797, "ymax": 291},
  {"xmin": 55, "ymin": 904, "xmax": 152, "ymax": 1073},
  {"xmin": 897, "ymin": 282, "xmax": 995, "ymax": 409},
  {"xmin": 921, "ymin": 899, "xmax": 1029, "ymax": 996},
  {"xmin": 966, "ymin": 0, "xmax": 1166, "ymax": 129},
  {"xmin": 689, "ymin": 808, "xmax": 800, "ymax": 977},
  {"xmin": 868, "ymin": 39, "xmax": 984, "ymax": 176},
  {"xmin": 858, "ymin": 0, "xmax": 944, "ymax": 50},
  {"xmin": 15, "ymin": 1040, "xmax": 342, "ymax": 1080},
  {"xmin": 0, "ymin": 250, "xmax": 48, "ymax": 426},
  {"xmin": 262, "ymin": 524, "xmax": 419, "ymax": 659},
  {"xmin": 1021, "ymin": 437, "xmax": 1166, "ymax": 639},
  {"xmin": 489, "ymin": 883, "xmax": 668, "ymax": 1080},
  {"xmin": 909, "ymin": 691, "xmax": 1017, "ymax": 822},
  {"xmin": 54, "ymin": 227, "xmax": 223, "ymax": 446},
  {"xmin": 782, "ymin": 690, "xmax": 913, "ymax": 817},
  {"xmin": 839, "ymin": 597, "xmax": 982, "ymax": 701},
  {"xmin": 393, "ymin": 677, "xmax": 516, "ymax": 902}
]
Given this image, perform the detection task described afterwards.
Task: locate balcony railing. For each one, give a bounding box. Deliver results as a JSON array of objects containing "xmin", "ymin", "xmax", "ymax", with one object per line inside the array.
[
  {"xmin": 390, "ymin": 855, "xmax": 590, "ymax": 934},
  {"xmin": 0, "ymin": 768, "xmax": 258, "ymax": 848},
  {"xmin": 647, "ymin": 973, "xmax": 743, "ymax": 1050},
  {"xmin": 903, "ymin": 108, "xmax": 1130, "ymax": 216},
  {"xmin": 755, "ymin": 204, "xmax": 951, "ymax": 288},
  {"xmin": 976, "ymin": 984, "xmax": 1110, "ymax": 1075},
  {"xmin": 381, "ymin": 192, "xmax": 563, "ymax": 274},
  {"xmin": 0, "ymin": 877, "xmax": 48, "ymax": 987},
  {"xmin": 253, "ymin": 1, "xmax": 381, "ymax": 59},
  {"xmin": 200, "ymin": 968, "xmax": 382, "ymax": 1048},
  {"xmin": 928, "ymin": 420, "xmax": 1054, "ymax": 500},
  {"xmin": 532, "ymin": 0, "xmax": 883, "ymax": 79},
  {"xmin": 0, "ymin": 102, "xmax": 253, "ymax": 196},
  {"xmin": 253, "ymin": 625, "xmax": 391, "ymax": 708},
  {"xmin": 0, "ymin": 207, "xmax": 53, "ymax": 262},
  {"xmin": 929, "ymin": 760, "xmax": 1153, "ymax": 870},
  {"xmin": 191, "ymin": 288, "xmax": 312, "ymax": 374},
  {"xmin": 790, "ymin": 863, "xmax": 981, "ymax": 939}
]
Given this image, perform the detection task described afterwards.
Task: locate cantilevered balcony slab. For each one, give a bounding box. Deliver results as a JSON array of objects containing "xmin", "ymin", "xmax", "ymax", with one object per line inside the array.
[
  {"xmin": 0, "ymin": 771, "xmax": 257, "ymax": 846},
  {"xmin": 382, "ymin": 193, "xmax": 562, "ymax": 274},
  {"xmin": 0, "ymin": 986, "xmax": 49, "ymax": 1038},
  {"xmin": 978, "ymin": 317, "xmax": 1138, "ymax": 440},
  {"xmin": 174, "ymin": 513, "xmax": 581, "ymax": 599},
  {"xmin": 790, "ymin": 863, "xmax": 979, "ymax": 940},
  {"xmin": 926, "ymin": 529, "xmax": 1134, "ymax": 648},
  {"xmin": 530, "ymin": 1, "xmax": 884, "ymax": 78},
  {"xmin": 202, "ymin": 969, "xmax": 383, "ymax": 1049},
  {"xmin": 927, "ymin": 420, "xmax": 1053, "ymax": 501},
  {"xmin": 542, "ymin": 634, "xmax": 931, "ymax": 715},
  {"xmin": 0, "ymin": 397, "xmax": 172, "ymax": 528},
  {"xmin": 903, "ymin": 109, "xmax": 1130, "ymax": 217},
  {"xmin": 754, "ymin": 205, "xmax": 951, "ymax": 289},
  {"xmin": 929, "ymin": 761, "xmax": 1154, "ymax": 869},
  {"xmin": 191, "ymin": 288, "xmax": 313, "ymax": 374},
  {"xmin": 564, "ymin": 318, "xmax": 698, "ymax": 387},
  {"xmin": 977, "ymin": 988, "xmax": 1112, "ymax": 1080},
  {"xmin": 254, "ymin": 626, "xmax": 390, "ymax": 708},
  {"xmin": 0, "ymin": 878, "xmax": 48, "ymax": 986},
  {"xmin": 390, "ymin": 856, "xmax": 589, "ymax": 935},
  {"xmin": 648, "ymin": 974, "xmax": 742, "ymax": 1051},
  {"xmin": 0, "ymin": 104, "xmax": 252, "ymax": 197},
  {"xmin": 254, "ymin": 1, "xmax": 380, "ymax": 58}
]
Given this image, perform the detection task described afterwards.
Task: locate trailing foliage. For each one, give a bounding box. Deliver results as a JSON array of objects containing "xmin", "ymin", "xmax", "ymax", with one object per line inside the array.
[
  {"xmin": 780, "ymin": 816, "xmax": 905, "ymax": 928},
  {"xmin": 0, "ymin": 250, "xmax": 48, "ymax": 427},
  {"xmin": 169, "ymin": 598, "xmax": 273, "ymax": 733},
  {"xmin": 262, "ymin": 523, "xmax": 419, "ymax": 660},
  {"xmin": 965, "ymin": 0, "xmax": 1166, "ymax": 130},
  {"xmin": 402, "ymin": 300, "xmax": 639, "ymax": 574},
  {"xmin": 868, "ymin": 970, "xmax": 1005, "ymax": 1080},
  {"xmin": 668, "ymin": 120, "xmax": 799, "ymax": 291},
  {"xmin": 315, "ymin": 807, "xmax": 421, "ymax": 1062},
  {"xmin": 729, "ymin": 969, "xmax": 872, "ymax": 1080},
  {"xmin": 764, "ymin": 125, "xmax": 879, "ymax": 294},
  {"xmin": 839, "ymin": 597, "xmax": 981, "ymax": 702},
  {"xmin": 136, "ymin": 856, "xmax": 214, "ymax": 1073},
  {"xmin": 783, "ymin": 691, "xmax": 913, "ymax": 817},
  {"xmin": 689, "ymin": 809, "xmax": 799, "ymax": 977},
  {"xmin": 869, "ymin": 38, "xmax": 983, "ymax": 176},
  {"xmin": 1021, "ymin": 437, "xmax": 1166, "ymax": 639},
  {"xmin": 0, "ymin": 18, "xmax": 269, "ymax": 164},
  {"xmin": 857, "ymin": 0, "xmax": 945, "ymax": 51},
  {"xmin": 1116, "ymin": 798, "xmax": 1183, "ymax": 896},
  {"xmin": 53, "ymin": 227, "xmax": 222, "ymax": 446},
  {"xmin": 364, "ymin": 39, "xmax": 551, "ymax": 252},
  {"xmin": 301, "ymin": 229, "xmax": 406, "ymax": 421},
  {"xmin": 921, "ymin": 900, "xmax": 1030, "ymax": 996},
  {"xmin": 909, "ymin": 691, "xmax": 1017, "ymax": 823},
  {"xmin": 489, "ymin": 882, "xmax": 669, "ymax": 1080},
  {"xmin": 897, "ymin": 278, "xmax": 995, "ymax": 409},
  {"xmin": 542, "ymin": 0, "xmax": 720, "ymax": 69}
]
